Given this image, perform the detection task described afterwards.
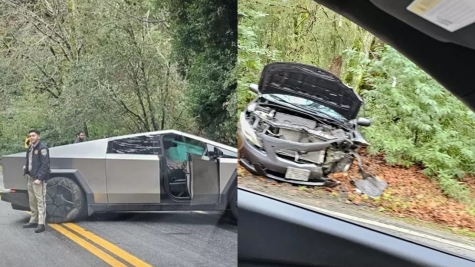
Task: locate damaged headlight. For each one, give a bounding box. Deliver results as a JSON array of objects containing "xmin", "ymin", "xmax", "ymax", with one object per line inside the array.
[{"xmin": 239, "ymin": 111, "xmax": 262, "ymax": 147}]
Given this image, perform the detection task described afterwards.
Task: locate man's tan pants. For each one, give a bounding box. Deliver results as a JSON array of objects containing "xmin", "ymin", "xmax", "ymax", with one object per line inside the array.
[{"xmin": 27, "ymin": 176, "xmax": 47, "ymax": 225}]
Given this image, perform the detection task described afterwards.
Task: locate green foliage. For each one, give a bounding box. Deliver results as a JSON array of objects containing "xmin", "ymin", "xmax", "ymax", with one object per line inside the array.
[
  {"xmin": 160, "ymin": 0, "xmax": 237, "ymax": 145},
  {"xmin": 237, "ymin": 0, "xmax": 364, "ymax": 114},
  {"xmin": 237, "ymin": 8, "xmax": 278, "ymax": 112},
  {"xmin": 345, "ymin": 46, "xmax": 475, "ymax": 202},
  {"xmin": 0, "ymin": 0, "xmax": 234, "ymax": 159}
]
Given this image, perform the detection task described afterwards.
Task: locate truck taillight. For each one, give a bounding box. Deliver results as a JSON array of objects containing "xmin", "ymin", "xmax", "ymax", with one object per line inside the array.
[{"xmin": 9, "ymin": 189, "xmax": 16, "ymax": 193}]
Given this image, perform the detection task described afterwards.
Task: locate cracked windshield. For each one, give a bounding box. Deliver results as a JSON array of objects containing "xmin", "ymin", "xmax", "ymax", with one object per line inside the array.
[
  {"xmin": 0, "ymin": 0, "xmax": 237, "ymax": 266},
  {"xmin": 238, "ymin": 0, "xmax": 475, "ymax": 260}
]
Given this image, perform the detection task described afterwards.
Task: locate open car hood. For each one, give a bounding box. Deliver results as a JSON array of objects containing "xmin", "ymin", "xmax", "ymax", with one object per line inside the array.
[{"xmin": 258, "ymin": 62, "xmax": 364, "ymax": 120}]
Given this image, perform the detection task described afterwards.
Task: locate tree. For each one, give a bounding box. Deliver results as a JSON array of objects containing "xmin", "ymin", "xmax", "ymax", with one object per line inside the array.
[{"xmin": 158, "ymin": 0, "xmax": 238, "ymax": 145}]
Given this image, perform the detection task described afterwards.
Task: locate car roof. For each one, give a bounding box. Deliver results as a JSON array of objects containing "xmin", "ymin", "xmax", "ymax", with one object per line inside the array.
[
  {"xmin": 316, "ymin": 0, "xmax": 475, "ymax": 112},
  {"xmin": 108, "ymin": 130, "xmax": 237, "ymax": 153}
]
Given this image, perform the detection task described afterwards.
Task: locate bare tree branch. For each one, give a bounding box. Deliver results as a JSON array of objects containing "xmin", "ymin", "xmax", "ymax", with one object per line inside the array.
[
  {"xmin": 104, "ymin": 82, "xmax": 149, "ymax": 131},
  {"xmin": 32, "ymin": 22, "xmax": 71, "ymax": 61}
]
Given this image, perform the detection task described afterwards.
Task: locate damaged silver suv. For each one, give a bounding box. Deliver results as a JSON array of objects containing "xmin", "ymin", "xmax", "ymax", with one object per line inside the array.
[{"xmin": 238, "ymin": 62, "xmax": 381, "ymax": 191}]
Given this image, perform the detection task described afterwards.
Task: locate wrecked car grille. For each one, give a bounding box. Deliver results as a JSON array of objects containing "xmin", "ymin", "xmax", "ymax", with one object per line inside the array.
[{"xmin": 275, "ymin": 149, "xmax": 325, "ymax": 164}]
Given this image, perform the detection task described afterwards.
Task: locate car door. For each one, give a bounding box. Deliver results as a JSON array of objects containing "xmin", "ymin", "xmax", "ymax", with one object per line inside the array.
[
  {"xmin": 105, "ymin": 134, "xmax": 162, "ymax": 204},
  {"xmin": 184, "ymin": 139, "xmax": 221, "ymax": 205},
  {"xmin": 206, "ymin": 144, "xmax": 238, "ymax": 195}
]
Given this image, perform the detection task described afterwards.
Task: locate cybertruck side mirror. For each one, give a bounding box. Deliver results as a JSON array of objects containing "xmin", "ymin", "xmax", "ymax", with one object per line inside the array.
[
  {"xmin": 208, "ymin": 147, "xmax": 224, "ymax": 160},
  {"xmin": 213, "ymin": 147, "xmax": 224, "ymax": 158},
  {"xmin": 249, "ymin": 83, "xmax": 260, "ymax": 94},
  {"xmin": 357, "ymin": 117, "xmax": 371, "ymax": 127}
]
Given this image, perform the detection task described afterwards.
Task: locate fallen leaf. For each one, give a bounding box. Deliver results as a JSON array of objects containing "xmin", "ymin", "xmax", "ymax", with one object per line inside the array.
[{"xmin": 353, "ymin": 196, "xmax": 362, "ymax": 205}]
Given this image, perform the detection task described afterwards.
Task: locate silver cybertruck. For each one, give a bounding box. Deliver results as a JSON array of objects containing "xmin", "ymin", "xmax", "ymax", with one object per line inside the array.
[{"xmin": 1, "ymin": 130, "xmax": 237, "ymax": 223}]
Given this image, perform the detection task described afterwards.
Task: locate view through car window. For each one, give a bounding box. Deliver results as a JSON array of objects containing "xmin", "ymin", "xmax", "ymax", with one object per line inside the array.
[
  {"xmin": 238, "ymin": 0, "xmax": 475, "ymax": 260},
  {"xmin": 2, "ymin": 0, "xmax": 475, "ymax": 266}
]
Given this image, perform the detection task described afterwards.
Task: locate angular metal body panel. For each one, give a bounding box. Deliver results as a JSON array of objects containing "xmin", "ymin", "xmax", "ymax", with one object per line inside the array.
[
  {"xmin": 105, "ymin": 154, "xmax": 160, "ymax": 203},
  {"xmin": 2, "ymin": 130, "xmax": 237, "ymax": 213},
  {"xmin": 2, "ymin": 156, "xmax": 26, "ymax": 190},
  {"xmin": 3, "ymin": 139, "xmax": 110, "ymax": 203},
  {"xmin": 219, "ymin": 158, "xmax": 238, "ymax": 193}
]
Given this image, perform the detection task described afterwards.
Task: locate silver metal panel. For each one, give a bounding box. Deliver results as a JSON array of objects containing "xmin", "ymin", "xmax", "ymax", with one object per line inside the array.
[
  {"xmin": 50, "ymin": 140, "xmax": 109, "ymax": 204},
  {"xmin": 2, "ymin": 129, "xmax": 235, "ymax": 206},
  {"xmin": 49, "ymin": 139, "xmax": 109, "ymax": 158},
  {"xmin": 2, "ymin": 156, "xmax": 26, "ymax": 190},
  {"xmin": 2, "ymin": 139, "xmax": 109, "ymax": 198},
  {"xmin": 69, "ymin": 158, "xmax": 108, "ymax": 203},
  {"xmin": 105, "ymin": 154, "xmax": 160, "ymax": 203},
  {"xmin": 188, "ymin": 154, "xmax": 220, "ymax": 205},
  {"xmin": 219, "ymin": 158, "xmax": 238, "ymax": 193}
]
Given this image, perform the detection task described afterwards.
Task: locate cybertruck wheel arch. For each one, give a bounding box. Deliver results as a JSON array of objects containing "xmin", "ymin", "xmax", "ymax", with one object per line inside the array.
[
  {"xmin": 46, "ymin": 176, "xmax": 86, "ymax": 223},
  {"xmin": 50, "ymin": 169, "xmax": 95, "ymax": 216}
]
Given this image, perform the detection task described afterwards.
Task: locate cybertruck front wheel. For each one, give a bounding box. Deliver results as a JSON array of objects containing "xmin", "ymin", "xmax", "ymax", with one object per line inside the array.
[{"xmin": 45, "ymin": 177, "xmax": 86, "ymax": 223}]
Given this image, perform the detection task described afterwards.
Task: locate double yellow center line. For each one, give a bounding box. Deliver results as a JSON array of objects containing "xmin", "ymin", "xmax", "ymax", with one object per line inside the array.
[{"xmin": 49, "ymin": 223, "xmax": 153, "ymax": 267}]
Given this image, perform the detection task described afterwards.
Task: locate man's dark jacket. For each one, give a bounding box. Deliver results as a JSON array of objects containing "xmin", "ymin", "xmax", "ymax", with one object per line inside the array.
[{"xmin": 24, "ymin": 141, "xmax": 51, "ymax": 181}]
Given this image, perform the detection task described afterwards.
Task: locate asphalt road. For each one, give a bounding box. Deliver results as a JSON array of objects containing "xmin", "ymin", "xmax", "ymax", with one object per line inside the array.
[{"xmin": 0, "ymin": 173, "xmax": 237, "ymax": 267}]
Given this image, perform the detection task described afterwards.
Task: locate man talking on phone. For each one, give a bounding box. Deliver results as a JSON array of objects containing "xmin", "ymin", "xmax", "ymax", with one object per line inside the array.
[{"xmin": 22, "ymin": 129, "xmax": 50, "ymax": 233}]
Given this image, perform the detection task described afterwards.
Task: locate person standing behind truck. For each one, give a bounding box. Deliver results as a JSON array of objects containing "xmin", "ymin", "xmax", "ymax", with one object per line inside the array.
[
  {"xmin": 22, "ymin": 129, "xmax": 50, "ymax": 233},
  {"xmin": 74, "ymin": 131, "xmax": 86, "ymax": 143}
]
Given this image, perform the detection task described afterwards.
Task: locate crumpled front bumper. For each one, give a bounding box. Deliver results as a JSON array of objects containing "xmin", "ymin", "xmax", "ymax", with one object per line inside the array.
[{"xmin": 238, "ymin": 128, "xmax": 342, "ymax": 186}]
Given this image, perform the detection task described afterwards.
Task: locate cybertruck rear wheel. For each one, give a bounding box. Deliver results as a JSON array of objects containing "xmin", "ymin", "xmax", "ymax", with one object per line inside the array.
[{"xmin": 45, "ymin": 177, "xmax": 86, "ymax": 223}]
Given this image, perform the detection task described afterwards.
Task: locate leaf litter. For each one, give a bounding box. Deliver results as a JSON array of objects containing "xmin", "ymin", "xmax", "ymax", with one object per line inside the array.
[{"xmin": 238, "ymin": 149, "xmax": 475, "ymax": 233}]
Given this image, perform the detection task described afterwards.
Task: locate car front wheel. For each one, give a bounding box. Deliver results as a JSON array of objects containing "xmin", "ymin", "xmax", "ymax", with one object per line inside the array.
[{"xmin": 45, "ymin": 176, "xmax": 86, "ymax": 223}]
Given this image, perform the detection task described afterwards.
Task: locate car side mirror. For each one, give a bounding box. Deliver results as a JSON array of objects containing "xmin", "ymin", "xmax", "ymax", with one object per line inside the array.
[
  {"xmin": 357, "ymin": 117, "xmax": 371, "ymax": 127},
  {"xmin": 249, "ymin": 83, "xmax": 259, "ymax": 94},
  {"xmin": 213, "ymin": 147, "xmax": 224, "ymax": 158}
]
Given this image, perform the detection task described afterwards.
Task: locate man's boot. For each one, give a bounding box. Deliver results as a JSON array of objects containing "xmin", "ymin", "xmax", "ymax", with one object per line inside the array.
[
  {"xmin": 35, "ymin": 224, "xmax": 45, "ymax": 233},
  {"xmin": 23, "ymin": 222, "xmax": 37, "ymax": 228}
]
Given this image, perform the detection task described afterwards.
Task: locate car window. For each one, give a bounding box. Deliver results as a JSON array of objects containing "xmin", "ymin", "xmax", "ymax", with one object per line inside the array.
[
  {"xmin": 107, "ymin": 134, "xmax": 162, "ymax": 155},
  {"xmin": 181, "ymin": 136, "xmax": 207, "ymax": 156}
]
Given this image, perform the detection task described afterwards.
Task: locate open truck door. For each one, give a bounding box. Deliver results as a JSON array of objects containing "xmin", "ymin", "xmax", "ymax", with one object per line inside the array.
[{"xmin": 186, "ymin": 152, "xmax": 221, "ymax": 205}]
